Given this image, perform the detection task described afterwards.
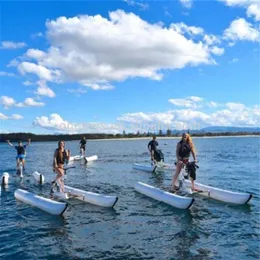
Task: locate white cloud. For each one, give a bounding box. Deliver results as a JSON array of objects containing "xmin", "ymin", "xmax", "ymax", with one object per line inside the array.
[
  {"xmin": 118, "ymin": 112, "xmax": 174, "ymax": 125},
  {"xmin": 0, "ymin": 71, "xmax": 15, "ymax": 77},
  {"xmin": 35, "ymin": 85, "xmax": 55, "ymax": 97},
  {"xmin": 0, "ymin": 112, "xmax": 22, "ymax": 120},
  {"xmin": 26, "ymin": 49, "xmax": 46, "ymax": 60},
  {"xmin": 0, "ymin": 96, "xmax": 16, "ymax": 109},
  {"xmin": 123, "ymin": 0, "xmax": 149, "ymax": 10},
  {"xmin": 203, "ymin": 34, "xmax": 221, "ymax": 45},
  {"xmin": 224, "ymin": 18, "xmax": 260, "ymax": 42},
  {"xmin": 171, "ymin": 22, "xmax": 204, "ymax": 35},
  {"xmin": 0, "ymin": 41, "xmax": 26, "ymax": 49},
  {"xmin": 0, "ymin": 96, "xmax": 45, "ymax": 108},
  {"xmin": 13, "ymin": 10, "xmax": 222, "ymax": 91},
  {"xmin": 230, "ymin": 58, "xmax": 239, "ymax": 63},
  {"xmin": 117, "ymin": 104, "xmax": 260, "ymax": 131},
  {"xmin": 179, "ymin": 0, "xmax": 193, "ymax": 9},
  {"xmin": 220, "ymin": 0, "xmax": 260, "ymax": 22},
  {"xmin": 247, "ymin": 4, "xmax": 260, "ymax": 21},
  {"xmin": 18, "ymin": 62, "xmax": 59, "ymax": 81},
  {"xmin": 80, "ymin": 83, "xmax": 115, "ymax": 90},
  {"xmin": 169, "ymin": 96, "xmax": 203, "ymax": 108},
  {"xmin": 33, "ymin": 113, "xmax": 83, "ymax": 132},
  {"xmin": 225, "ymin": 102, "xmax": 245, "ymax": 111},
  {"xmin": 17, "ymin": 98, "xmax": 45, "ymax": 107},
  {"xmin": 11, "ymin": 114, "xmax": 23, "ymax": 120},
  {"xmin": 207, "ymin": 101, "xmax": 220, "ymax": 108},
  {"xmin": 67, "ymin": 88, "xmax": 88, "ymax": 94},
  {"xmin": 31, "ymin": 32, "xmax": 44, "ymax": 38},
  {"xmin": 0, "ymin": 113, "xmax": 8, "ymax": 120},
  {"xmin": 23, "ymin": 80, "xmax": 34, "ymax": 86},
  {"xmin": 210, "ymin": 46, "xmax": 225, "ymax": 56},
  {"xmin": 33, "ymin": 113, "xmax": 122, "ymax": 134},
  {"xmin": 35, "ymin": 80, "xmax": 55, "ymax": 97}
]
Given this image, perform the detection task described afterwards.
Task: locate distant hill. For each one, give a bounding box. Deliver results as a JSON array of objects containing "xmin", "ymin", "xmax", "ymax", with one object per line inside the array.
[{"xmin": 200, "ymin": 126, "xmax": 260, "ymax": 133}]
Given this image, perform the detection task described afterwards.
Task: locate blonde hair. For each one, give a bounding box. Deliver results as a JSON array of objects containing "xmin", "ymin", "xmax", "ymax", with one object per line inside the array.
[{"xmin": 182, "ymin": 133, "xmax": 195, "ymax": 152}]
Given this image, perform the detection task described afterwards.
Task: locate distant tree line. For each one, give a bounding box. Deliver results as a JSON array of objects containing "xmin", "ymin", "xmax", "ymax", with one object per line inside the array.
[{"xmin": 0, "ymin": 130, "xmax": 259, "ymax": 143}]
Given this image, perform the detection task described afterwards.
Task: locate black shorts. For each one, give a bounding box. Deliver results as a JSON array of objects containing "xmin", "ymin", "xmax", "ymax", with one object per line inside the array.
[
  {"xmin": 80, "ymin": 146, "xmax": 86, "ymax": 151},
  {"xmin": 186, "ymin": 162, "xmax": 196, "ymax": 180}
]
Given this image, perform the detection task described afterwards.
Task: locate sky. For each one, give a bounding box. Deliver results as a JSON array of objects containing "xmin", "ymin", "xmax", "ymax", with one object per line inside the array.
[{"xmin": 0, "ymin": 0, "xmax": 259, "ymax": 134}]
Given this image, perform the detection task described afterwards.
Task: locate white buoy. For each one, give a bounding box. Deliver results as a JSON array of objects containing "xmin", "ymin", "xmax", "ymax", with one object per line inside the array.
[
  {"xmin": 2, "ymin": 172, "xmax": 10, "ymax": 185},
  {"xmin": 33, "ymin": 171, "xmax": 45, "ymax": 184}
]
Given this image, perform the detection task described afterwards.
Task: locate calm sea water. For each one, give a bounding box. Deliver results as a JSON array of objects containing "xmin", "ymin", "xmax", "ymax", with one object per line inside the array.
[{"xmin": 0, "ymin": 137, "xmax": 259, "ymax": 260}]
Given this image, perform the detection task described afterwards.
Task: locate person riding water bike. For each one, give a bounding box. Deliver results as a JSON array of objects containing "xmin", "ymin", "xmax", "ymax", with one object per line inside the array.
[
  {"xmin": 148, "ymin": 136, "xmax": 159, "ymax": 165},
  {"xmin": 79, "ymin": 137, "xmax": 87, "ymax": 156},
  {"xmin": 52, "ymin": 141, "xmax": 70, "ymax": 193},
  {"xmin": 6, "ymin": 139, "xmax": 31, "ymax": 173},
  {"xmin": 172, "ymin": 133, "xmax": 199, "ymax": 192}
]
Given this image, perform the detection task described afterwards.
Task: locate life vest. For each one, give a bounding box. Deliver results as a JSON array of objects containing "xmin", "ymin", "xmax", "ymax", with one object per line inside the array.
[
  {"xmin": 17, "ymin": 146, "xmax": 25, "ymax": 155},
  {"xmin": 148, "ymin": 140, "xmax": 158, "ymax": 151},
  {"xmin": 56, "ymin": 149, "xmax": 68, "ymax": 164},
  {"xmin": 178, "ymin": 140, "xmax": 191, "ymax": 158}
]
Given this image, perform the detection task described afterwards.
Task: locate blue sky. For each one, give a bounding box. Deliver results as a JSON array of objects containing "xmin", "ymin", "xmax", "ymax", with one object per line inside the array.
[{"xmin": 0, "ymin": 0, "xmax": 259, "ymax": 134}]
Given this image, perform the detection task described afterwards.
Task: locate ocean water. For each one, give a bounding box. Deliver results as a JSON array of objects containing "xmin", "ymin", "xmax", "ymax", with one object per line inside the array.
[{"xmin": 0, "ymin": 136, "xmax": 259, "ymax": 260}]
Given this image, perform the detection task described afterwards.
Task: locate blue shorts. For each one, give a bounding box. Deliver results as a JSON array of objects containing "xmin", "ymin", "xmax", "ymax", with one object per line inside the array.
[{"xmin": 16, "ymin": 154, "xmax": 25, "ymax": 159}]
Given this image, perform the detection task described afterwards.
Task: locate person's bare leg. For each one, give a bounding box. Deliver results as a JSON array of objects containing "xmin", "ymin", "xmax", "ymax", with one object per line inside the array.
[{"xmin": 172, "ymin": 161, "xmax": 183, "ymax": 189}]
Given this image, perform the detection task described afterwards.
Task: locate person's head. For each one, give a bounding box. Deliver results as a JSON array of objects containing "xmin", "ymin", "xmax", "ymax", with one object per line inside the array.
[
  {"xmin": 182, "ymin": 133, "xmax": 193, "ymax": 146},
  {"xmin": 153, "ymin": 136, "xmax": 156, "ymax": 140},
  {"xmin": 58, "ymin": 140, "xmax": 65, "ymax": 149},
  {"xmin": 83, "ymin": 137, "xmax": 86, "ymax": 140},
  {"xmin": 18, "ymin": 140, "xmax": 22, "ymax": 146}
]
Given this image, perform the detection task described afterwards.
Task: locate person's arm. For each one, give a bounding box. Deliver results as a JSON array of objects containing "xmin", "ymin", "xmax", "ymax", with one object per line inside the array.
[
  {"xmin": 176, "ymin": 143, "xmax": 180, "ymax": 162},
  {"xmin": 53, "ymin": 150, "xmax": 58, "ymax": 170},
  {"xmin": 26, "ymin": 139, "xmax": 31, "ymax": 146},
  {"xmin": 66, "ymin": 149, "xmax": 70, "ymax": 161},
  {"xmin": 6, "ymin": 140, "xmax": 13, "ymax": 147},
  {"xmin": 148, "ymin": 142, "xmax": 151, "ymax": 152},
  {"xmin": 191, "ymin": 147, "xmax": 197, "ymax": 162}
]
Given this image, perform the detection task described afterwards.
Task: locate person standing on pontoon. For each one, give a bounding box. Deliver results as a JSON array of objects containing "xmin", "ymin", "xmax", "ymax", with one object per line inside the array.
[
  {"xmin": 79, "ymin": 137, "xmax": 87, "ymax": 156},
  {"xmin": 148, "ymin": 136, "xmax": 158, "ymax": 165},
  {"xmin": 6, "ymin": 139, "xmax": 31, "ymax": 173},
  {"xmin": 172, "ymin": 133, "xmax": 199, "ymax": 192},
  {"xmin": 52, "ymin": 141, "xmax": 70, "ymax": 193}
]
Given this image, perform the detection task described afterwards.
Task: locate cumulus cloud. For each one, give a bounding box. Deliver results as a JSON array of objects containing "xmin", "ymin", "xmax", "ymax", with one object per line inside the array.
[
  {"xmin": 171, "ymin": 22, "xmax": 204, "ymax": 35},
  {"xmin": 168, "ymin": 96, "xmax": 203, "ymax": 108},
  {"xmin": 13, "ymin": 10, "xmax": 223, "ymax": 91},
  {"xmin": 11, "ymin": 114, "xmax": 23, "ymax": 120},
  {"xmin": 0, "ymin": 113, "xmax": 9, "ymax": 120},
  {"xmin": 0, "ymin": 112, "xmax": 22, "ymax": 120},
  {"xmin": 220, "ymin": 0, "xmax": 260, "ymax": 22},
  {"xmin": 123, "ymin": 0, "xmax": 149, "ymax": 10},
  {"xmin": 18, "ymin": 61, "xmax": 61, "ymax": 81},
  {"xmin": 35, "ymin": 80, "xmax": 55, "ymax": 97},
  {"xmin": 224, "ymin": 18, "xmax": 260, "ymax": 43},
  {"xmin": 247, "ymin": 4, "xmax": 260, "ymax": 21},
  {"xmin": 0, "ymin": 96, "xmax": 16, "ymax": 109},
  {"xmin": 0, "ymin": 41, "xmax": 26, "ymax": 49},
  {"xmin": 33, "ymin": 113, "xmax": 121, "ymax": 134},
  {"xmin": 117, "ymin": 99, "xmax": 260, "ymax": 131},
  {"xmin": 179, "ymin": 0, "xmax": 193, "ymax": 9},
  {"xmin": 0, "ymin": 71, "xmax": 15, "ymax": 77},
  {"xmin": 0, "ymin": 96, "xmax": 45, "ymax": 108},
  {"xmin": 16, "ymin": 98, "xmax": 45, "ymax": 107},
  {"xmin": 210, "ymin": 46, "xmax": 225, "ymax": 56}
]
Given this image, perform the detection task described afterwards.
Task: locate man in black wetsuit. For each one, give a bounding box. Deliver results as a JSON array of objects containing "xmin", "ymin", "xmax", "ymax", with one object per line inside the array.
[
  {"xmin": 148, "ymin": 136, "xmax": 158, "ymax": 165},
  {"xmin": 79, "ymin": 137, "xmax": 87, "ymax": 156}
]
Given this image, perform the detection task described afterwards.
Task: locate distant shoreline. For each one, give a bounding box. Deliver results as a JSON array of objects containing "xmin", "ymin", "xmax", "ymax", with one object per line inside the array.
[{"xmin": 0, "ymin": 132, "xmax": 259, "ymax": 143}]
